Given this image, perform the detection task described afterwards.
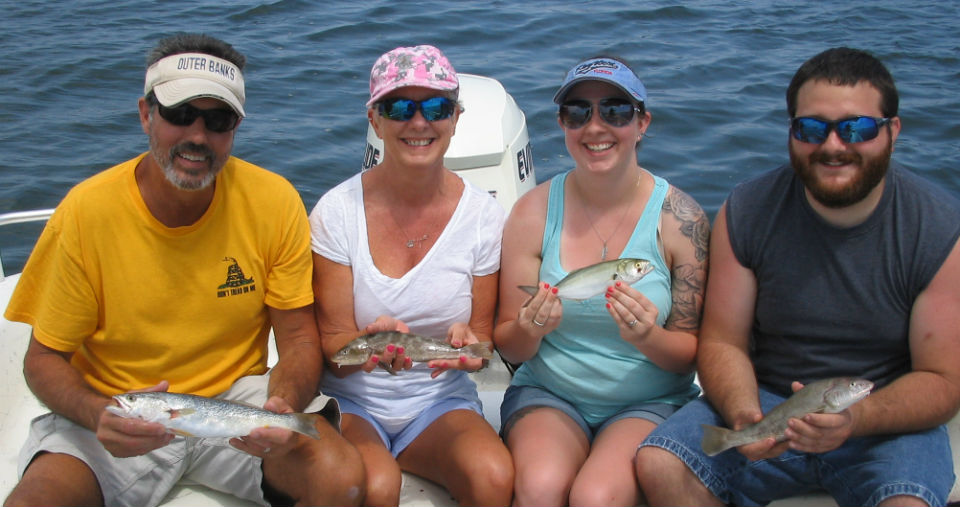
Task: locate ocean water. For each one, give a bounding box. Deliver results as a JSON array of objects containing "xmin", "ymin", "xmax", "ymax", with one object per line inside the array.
[{"xmin": 1, "ymin": 1, "xmax": 958, "ymax": 273}]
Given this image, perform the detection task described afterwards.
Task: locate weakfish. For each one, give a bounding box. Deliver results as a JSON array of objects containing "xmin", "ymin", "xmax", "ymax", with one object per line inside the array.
[
  {"xmin": 106, "ymin": 391, "xmax": 321, "ymax": 439},
  {"xmin": 700, "ymin": 377, "xmax": 874, "ymax": 456}
]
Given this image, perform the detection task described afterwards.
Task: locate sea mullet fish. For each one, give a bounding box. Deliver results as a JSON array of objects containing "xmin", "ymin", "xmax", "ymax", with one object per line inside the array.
[
  {"xmin": 106, "ymin": 392, "xmax": 321, "ymax": 439},
  {"xmin": 519, "ymin": 258, "xmax": 653, "ymax": 300},
  {"xmin": 332, "ymin": 331, "xmax": 492, "ymax": 374},
  {"xmin": 700, "ymin": 377, "xmax": 874, "ymax": 456}
]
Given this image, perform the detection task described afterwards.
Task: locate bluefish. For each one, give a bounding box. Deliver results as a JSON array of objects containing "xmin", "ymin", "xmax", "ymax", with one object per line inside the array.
[{"xmin": 519, "ymin": 258, "xmax": 653, "ymax": 300}]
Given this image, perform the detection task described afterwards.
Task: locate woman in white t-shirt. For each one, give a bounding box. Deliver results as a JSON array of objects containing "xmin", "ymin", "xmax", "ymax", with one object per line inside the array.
[{"xmin": 309, "ymin": 44, "xmax": 513, "ymax": 506}]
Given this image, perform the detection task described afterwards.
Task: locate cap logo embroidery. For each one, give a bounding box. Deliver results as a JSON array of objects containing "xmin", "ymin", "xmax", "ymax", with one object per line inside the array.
[{"xmin": 574, "ymin": 59, "xmax": 620, "ymax": 76}]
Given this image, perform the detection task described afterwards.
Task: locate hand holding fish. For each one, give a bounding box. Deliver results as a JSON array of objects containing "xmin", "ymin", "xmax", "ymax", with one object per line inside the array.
[
  {"xmin": 701, "ymin": 377, "xmax": 873, "ymax": 459},
  {"xmin": 518, "ymin": 282, "xmax": 563, "ymax": 335},
  {"xmin": 230, "ymin": 396, "xmax": 300, "ymax": 459},
  {"xmin": 782, "ymin": 381, "xmax": 858, "ymax": 454},
  {"xmin": 97, "ymin": 381, "xmax": 175, "ymax": 458},
  {"xmin": 604, "ymin": 280, "xmax": 658, "ymax": 342},
  {"xmin": 359, "ymin": 316, "xmax": 414, "ymax": 375},
  {"xmin": 426, "ymin": 322, "xmax": 490, "ymax": 379}
]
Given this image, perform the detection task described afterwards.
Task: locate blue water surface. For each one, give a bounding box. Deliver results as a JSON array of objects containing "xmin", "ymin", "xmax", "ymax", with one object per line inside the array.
[{"xmin": 1, "ymin": 1, "xmax": 958, "ymax": 273}]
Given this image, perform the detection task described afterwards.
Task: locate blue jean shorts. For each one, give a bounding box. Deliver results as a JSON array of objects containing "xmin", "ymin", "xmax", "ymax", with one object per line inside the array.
[
  {"xmin": 640, "ymin": 389, "xmax": 955, "ymax": 507},
  {"xmin": 500, "ymin": 384, "xmax": 679, "ymax": 442}
]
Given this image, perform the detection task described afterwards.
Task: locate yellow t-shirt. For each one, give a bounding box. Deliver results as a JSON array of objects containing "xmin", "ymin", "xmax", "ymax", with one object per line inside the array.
[{"xmin": 5, "ymin": 154, "xmax": 313, "ymax": 397}]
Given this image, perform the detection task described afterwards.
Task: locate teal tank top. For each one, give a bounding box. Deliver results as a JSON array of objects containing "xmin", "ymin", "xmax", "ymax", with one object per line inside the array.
[{"xmin": 511, "ymin": 171, "xmax": 699, "ymax": 426}]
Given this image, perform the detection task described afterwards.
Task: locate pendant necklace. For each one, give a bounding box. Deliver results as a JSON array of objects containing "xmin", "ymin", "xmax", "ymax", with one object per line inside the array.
[
  {"xmin": 387, "ymin": 209, "xmax": 428, "ymax": 248},
  {"xmin": 572, "ymin": 172, "xmax": 640, "ymax": 261}
]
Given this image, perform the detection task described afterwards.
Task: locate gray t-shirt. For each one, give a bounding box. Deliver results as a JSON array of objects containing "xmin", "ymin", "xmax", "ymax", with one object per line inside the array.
[{"xmin": 726, "ymin": 163, "xmax": 960, "ymax": 396}]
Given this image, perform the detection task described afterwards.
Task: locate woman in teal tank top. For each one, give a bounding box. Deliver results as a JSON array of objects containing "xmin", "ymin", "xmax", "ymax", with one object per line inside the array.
[{"xmin": 493, "ymin": 56, "xmax": 710, "ymax": 506}]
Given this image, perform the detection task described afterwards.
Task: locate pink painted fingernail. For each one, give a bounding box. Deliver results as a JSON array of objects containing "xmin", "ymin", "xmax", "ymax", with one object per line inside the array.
[
  {"xmin": 397, "ymin": 346, "xmax": 405, "ymax": 355},
  {"xmin": 605, "ymin": 293, "xmax": 611, "ymax": 298},
  {"xmin": 371, "ymin": 355, "xmax": 379, "ymax": 363},
  {"xmin": 460, "ymin": 356, "xmax": 467, "ymax": 363},
  {"xmin": 552, "ymin": 287, "xmax": 558, "ymax": 294},
  {"xmin": 386, "ymin": 344, "xmax": 395, "ymax": 353},
  {"xmin": 606, "ymin": 303, "xmax": 611, "ymax": 309},
  {"xmin": 543, "ymin": 282, "xmax": 550, "ymax": 289},
  {"xmin": 607, "ymin": 286, "xmax": 614, "ymax": 292},
  {"xmin": 615, "ymin": 281, "xmax": 621, "ymax": 287}
]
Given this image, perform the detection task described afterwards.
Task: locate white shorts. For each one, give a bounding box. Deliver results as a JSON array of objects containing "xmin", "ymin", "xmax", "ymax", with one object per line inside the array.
[{"xmin": 17, "ymin": 374, "xmax": 339, "ymax": 507}]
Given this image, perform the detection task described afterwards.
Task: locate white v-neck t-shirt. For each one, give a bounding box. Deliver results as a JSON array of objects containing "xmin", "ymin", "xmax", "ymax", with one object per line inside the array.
[{"xmin": 309, "ymin": 172, "xmax": 504, "ymax": 432}]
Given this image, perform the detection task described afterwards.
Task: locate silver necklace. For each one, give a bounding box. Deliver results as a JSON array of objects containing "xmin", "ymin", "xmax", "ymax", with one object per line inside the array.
[
  {"xmin": 572, "ymin": 172, "xmax": 640, "ymax": 260},
  {"xmin": 390, "ymin": 214, "xmax": 428, "ymax": 248}
]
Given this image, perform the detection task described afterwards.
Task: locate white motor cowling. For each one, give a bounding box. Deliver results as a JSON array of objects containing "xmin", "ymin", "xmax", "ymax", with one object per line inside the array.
[{"xmin": 362, "ymin": 73, "xmax": 536, "ymax": 212}]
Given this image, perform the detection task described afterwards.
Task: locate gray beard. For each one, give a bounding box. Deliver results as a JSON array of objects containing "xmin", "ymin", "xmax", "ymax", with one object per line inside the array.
[{"xmin": 150, "ymin": 139, "xmax": 222, "ymax": 191}]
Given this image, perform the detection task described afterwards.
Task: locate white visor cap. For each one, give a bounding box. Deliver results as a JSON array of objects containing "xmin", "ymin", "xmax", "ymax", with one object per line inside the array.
[{"xmin": 144, "ymin": 52, "xmax": 245, "ymax": 117}]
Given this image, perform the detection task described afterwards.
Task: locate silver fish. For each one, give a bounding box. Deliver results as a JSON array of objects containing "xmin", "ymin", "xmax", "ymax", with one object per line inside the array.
[
  {"xmin": 106, "ymin": 392, "xmax": 321, "ymax": 439},
  {"xmin": 700, "ymin": 377, "xmax": 874, "ymax": 456},
  {"xmin": 519, "ymin": 258, "xmax": 653, "ymax": 300},
  {"xmin": 332, "ymin": 331, "xmax": 492, "ymax": 374}
]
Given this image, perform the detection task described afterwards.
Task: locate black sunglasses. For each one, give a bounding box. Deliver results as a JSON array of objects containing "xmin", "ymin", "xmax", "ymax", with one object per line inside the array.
[
  {"xmin": 559, "ymin": 98, "xmax": 641, "ymax": 129},
  {"xmin": 156, "ymin": 102, "xmax": 240, "ymax": 133},
  {"xmin": 790, "ymin": 116, "xmax": 891, "ymax": 144},
  {"xmin": 377, "ymin": 97, "xmax": 457, "ymax": 122}
]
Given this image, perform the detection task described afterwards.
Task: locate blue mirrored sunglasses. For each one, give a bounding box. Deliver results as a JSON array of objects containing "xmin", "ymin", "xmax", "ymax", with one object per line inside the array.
[
  {"xmin": 790, "ymin": 116, "xmax": 891, "ymax": 144},
  {"xmin": 377, "ymin": 97, "xmax": 456, "ymax": 122}
]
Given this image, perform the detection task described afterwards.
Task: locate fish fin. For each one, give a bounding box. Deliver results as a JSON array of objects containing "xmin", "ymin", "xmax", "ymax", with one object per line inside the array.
[
  {"xmin": 700, "ymin": 423, "xmax": 735, "ymax": 457},
  {"xmin": 292, "ymin": 413, "xmax": 323, "ymax": 440},
  {"xmin": 170, "ymin": 429, "xmax": 196, "ymax": 437},
  {"xmin": 461, "ymin": 343, "xmax": 493, "ymax": 360},
  {"xmin": 517, "ymin": 285, "xmax": 538, "ymax": 297},
  {"xmin": 169, "ymin": 408, "xmax": 196, "ymax": 419},
  {"xmin": 378, "ymin": 360, "xmax": 398, "ymax": 375}
]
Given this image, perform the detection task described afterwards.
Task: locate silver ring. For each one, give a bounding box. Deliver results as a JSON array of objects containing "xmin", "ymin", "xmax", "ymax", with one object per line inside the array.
[
  {"xmin": 627, "ymin": 320, "xmax": 638, "ymax": 327},
  {"xmin": 532, "ymin": 318, "xmax": 546, "ymax": 327}
]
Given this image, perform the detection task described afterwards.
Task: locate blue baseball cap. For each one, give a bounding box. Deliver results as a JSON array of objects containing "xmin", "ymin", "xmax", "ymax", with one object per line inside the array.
[{"xmin": 553, "ymin": 57, "xmax": 647, "ymax": 104}]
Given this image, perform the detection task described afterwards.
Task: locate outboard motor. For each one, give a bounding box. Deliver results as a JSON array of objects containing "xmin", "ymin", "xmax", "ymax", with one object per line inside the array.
[{"xmin": 362, "ymin": 74, "xmax": 536, "ymax": 212}]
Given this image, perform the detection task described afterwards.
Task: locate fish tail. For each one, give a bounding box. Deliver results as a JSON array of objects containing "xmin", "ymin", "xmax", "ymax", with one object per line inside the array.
[
  {"xmin": 700, "ymin": 424, "xmax": 735, "ymax": 457},
  {"xmin": 461, "ymin": 343, "xmax": 493, "ymax": 360},
  {"xmin": 292, "ymin": 413, "xmax": 323, "ymax": 440}
]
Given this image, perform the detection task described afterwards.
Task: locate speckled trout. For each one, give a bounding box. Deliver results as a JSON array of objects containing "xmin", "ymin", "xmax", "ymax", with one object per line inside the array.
[
  {"xmin": 701, "ymin": 377, "xmax": 874, "ymax": 456},
  {"xmin": 106, "ymin": 392, "xmax": 321, "ymax": 439},
  {"xmin": 332, "ymin": 331, "xmax": 492, "ymax": 374},
  {"xmin": 518, "ymin": 258, "xmax": 653, "ymax": 300}
]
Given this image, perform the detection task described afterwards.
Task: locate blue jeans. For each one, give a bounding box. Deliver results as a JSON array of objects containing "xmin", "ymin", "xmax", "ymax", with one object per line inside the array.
[{"xmin": 640, "ymin": 389, "xmax": 954, "ymax": 506}]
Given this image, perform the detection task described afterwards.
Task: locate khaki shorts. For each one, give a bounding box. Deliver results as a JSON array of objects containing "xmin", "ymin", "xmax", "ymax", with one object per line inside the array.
[{"xmin": 18, "ymin": 374, "xmax": 339, "ymax": 507}]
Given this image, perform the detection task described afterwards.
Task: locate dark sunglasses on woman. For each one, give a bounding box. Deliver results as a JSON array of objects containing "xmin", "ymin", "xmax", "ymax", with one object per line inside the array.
[
  {"xmin": 559, "ymin": 98, "xmax": 642, "ymax": 129},
  {"xmin": 377, "ymin": 97, "xmax": 457, "ymax": 122}
]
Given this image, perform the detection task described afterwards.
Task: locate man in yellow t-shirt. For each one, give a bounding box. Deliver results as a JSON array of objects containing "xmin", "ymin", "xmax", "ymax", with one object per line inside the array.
[{"xmin": 3, "ymin": 33, "xmax": 363, "ymax": 507}]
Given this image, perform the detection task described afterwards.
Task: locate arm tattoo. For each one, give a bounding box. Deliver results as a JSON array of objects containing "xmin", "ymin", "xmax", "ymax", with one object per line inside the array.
[{"xmin": 662, "ymin": 187, "xmax": 710, "ymax": 333}]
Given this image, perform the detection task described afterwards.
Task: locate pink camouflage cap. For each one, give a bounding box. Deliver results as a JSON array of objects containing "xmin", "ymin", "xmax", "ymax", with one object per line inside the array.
[{"xmin": 366, "ymin": 45, "xmax": 459, "ymax": 107}]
